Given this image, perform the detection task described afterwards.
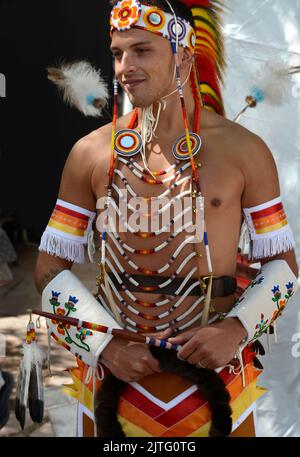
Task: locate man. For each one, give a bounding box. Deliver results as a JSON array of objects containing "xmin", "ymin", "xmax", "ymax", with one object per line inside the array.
[{"xmin": 35, "ymin": 0, "xmax": 298, "ymax": 437}]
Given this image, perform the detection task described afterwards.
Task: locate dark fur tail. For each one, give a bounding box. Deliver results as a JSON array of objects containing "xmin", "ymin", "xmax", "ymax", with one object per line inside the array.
[
  {"xmin": 95, "ymin": 346, "xmax": 232, "ymax": 437},
  {"xmin": 95, "ymin": 373, "xmax": 126, "ymax": 437},
  {"xmin": 149, "ymin": 347, "xmax": 232, "ymax": 437}
]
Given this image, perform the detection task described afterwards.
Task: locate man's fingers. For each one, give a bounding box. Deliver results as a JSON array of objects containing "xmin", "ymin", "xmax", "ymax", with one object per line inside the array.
[
  {"xmin": 145, "ymin": 354, "xmax": 162, "ymax": 373},
  {"xmin": 156, "ymin": 327, "xmax": 173, "ymax": 340},
  {"xmin": 178, "ymin": 336, "xmax": 202, "ymax": 359},
  {"xmin": 168, "ymin": 329, "xmax": 194, "ymax": 345},
  {"xmin": 188, "ymin": 351, "xmax": 205, "ymax": 365}
]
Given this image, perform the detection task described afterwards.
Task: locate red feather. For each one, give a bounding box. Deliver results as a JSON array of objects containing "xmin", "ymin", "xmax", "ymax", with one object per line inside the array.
[
  {"xmin": 180, "ymin": 0, "xmax": 226, "ymax": 115},
  {"xmin": 179, "ymin": 0, "xmax": 211, "ymax": 7}
]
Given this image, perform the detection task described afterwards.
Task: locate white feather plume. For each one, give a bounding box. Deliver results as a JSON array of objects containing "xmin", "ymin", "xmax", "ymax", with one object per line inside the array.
[
  {"xmin": 16, "ymin": 342, "xmax": 46, "ymax": 412},
  {"xmin": 47, "ymin": 61, "xmax": 109, "ymax": 117},
  {"xmin": 234, "ymin": 60, "xmax": 300, "ymax": 122},
  {"xmin": 252, "ymin": 59, "xmax": 293, "ymax": 106},
  {"xmin": 22, "ymin": 341, "xmax": 46, "ymax": 373}
]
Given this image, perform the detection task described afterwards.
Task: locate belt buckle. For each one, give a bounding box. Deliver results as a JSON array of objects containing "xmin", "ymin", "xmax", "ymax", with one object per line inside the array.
[{"xmin": 200, "ymin": 274, "xmax": 216, "ymax": 291}]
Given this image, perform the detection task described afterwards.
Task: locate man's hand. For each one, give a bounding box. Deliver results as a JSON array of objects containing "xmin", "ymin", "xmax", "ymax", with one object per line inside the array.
[
  {"xmin": 168, "ymin": 318, "xmax": 247, "ymax": 370},
  {"xmin": 100, "ymin": 328, "xmax": 172, "ymax": 383},
  {"xmin": 101, "ymin": 341, "xmax": 162, "ymax": 383}
]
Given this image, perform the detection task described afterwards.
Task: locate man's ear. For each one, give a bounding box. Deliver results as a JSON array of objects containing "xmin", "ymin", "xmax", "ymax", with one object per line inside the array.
[{"xmin": 180, "ymin": 48, "xmax": 193, "ymax": 69}]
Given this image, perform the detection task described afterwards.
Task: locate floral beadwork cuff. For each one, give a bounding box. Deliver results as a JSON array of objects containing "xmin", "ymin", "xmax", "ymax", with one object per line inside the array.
[
  {"xmin": 226, "ymin": 260, "xmax": 299, "ymax": 348},
  {"xmin": 42, "ymin": 270, "xmax": 122, "ymax": 367}
]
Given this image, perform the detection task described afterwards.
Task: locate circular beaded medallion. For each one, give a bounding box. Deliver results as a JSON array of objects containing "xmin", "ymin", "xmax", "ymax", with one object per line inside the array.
[
  {"xmin": 172, "ymin": 133, "xmax": 202, "ymax": 161},
  {"xmin": 110, "ymin": 0, "xmax": 142, "ymax": 31},
  {"xmin": 188, "ymin": 28, "xmax": 196, "ymax": 49},
  {"xmin": 144, "ymin": 8, "xmax": 166, "ymax": 30},
  {"xmin": 168, "ymin": 18, "xmax": 186, "ymax": 42},
  {"xmin": 115, "ymin": 129, "xmax": 143, "ymax": 157}
]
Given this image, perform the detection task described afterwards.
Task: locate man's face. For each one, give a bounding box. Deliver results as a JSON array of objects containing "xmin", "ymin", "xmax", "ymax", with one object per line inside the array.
[{"xmin": 110, "ymin": 28, "xmax": 176, "ymax": 107}]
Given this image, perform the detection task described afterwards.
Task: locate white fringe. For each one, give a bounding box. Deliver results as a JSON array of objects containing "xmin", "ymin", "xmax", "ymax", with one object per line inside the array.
[
  {"xmin": 274, "ymin": 320, "xmax": 278, "ymax": 343},
  {"xmin": 87, "ymin": 230, "xmax": 96, "ymax": 264},
  {"xmin": 267, "ymin": 326, "xmax": 272, "ymax": 354},
  {"xmin": 233, "ymin": 348, "xmax": 246, "ymax": 387},
  {"xmin": 249, "ymin": 227, "xmax": 295, "ymax": 260},
  {"xmin": 238, "ymin": 220, "xmax": 250, "ymax": 255},
  {"xmin": 39, "ymin": 231, "xmax": 85, "ymax": 264},
  {"xmin": 47, "ymin": 326, "xmax": 53, "ymax": 377}
]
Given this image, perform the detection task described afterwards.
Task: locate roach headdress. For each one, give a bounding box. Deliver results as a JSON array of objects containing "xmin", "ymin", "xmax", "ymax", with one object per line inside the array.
[{"xmin": 180, "ymin": 0, "xmax": 226, "ymax": 115}]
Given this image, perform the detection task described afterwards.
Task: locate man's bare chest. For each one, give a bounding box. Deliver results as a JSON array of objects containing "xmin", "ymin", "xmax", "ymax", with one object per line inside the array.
[
  {"xmin": 94, "ymin": 137, "xmax": 244, "ymax": 216},
  {"xmin": 94, "ymin": 137, "xmax": 244, "ymax": 275}
]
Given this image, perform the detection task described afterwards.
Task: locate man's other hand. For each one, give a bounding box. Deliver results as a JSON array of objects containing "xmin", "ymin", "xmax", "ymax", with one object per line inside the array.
[
  {"xmin": 168, "ymin": 318, "xmax": 247, "ymax": 370},
  {"xmin": 100, "ymin": 328, "xmax": 172, "ymax": 383}
]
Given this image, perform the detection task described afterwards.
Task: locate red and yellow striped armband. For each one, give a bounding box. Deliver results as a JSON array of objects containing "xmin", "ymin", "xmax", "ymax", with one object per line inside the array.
[
  {"xmin": 243, "ymin": 196, "xmax": 295, "ymax": 260},
  {"xmin": 39, "ymin": 199, "xmax": 96, "ymax": 264}
]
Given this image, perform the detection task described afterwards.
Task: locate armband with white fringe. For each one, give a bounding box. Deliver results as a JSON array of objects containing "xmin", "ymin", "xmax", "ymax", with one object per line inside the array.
[
  {"xmin": 226, "ymin": 260, "xmax": 299, "ymax": 348},
  {"xmin": 39, "ymin": 199, "xmax": 96, "ymax": 264},
  {"xmin": 42, "ymin": 270, "xmax": 122, "ymax": 367},
  {"xmin": 242, "ymin": 196, "xmax": 295, "ymax": 260}
]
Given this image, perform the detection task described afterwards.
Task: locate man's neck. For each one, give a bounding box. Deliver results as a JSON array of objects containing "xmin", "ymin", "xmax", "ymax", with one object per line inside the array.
[{"xmin": 137, "ymin": 80, "xmax": 197, "ymax": 138}]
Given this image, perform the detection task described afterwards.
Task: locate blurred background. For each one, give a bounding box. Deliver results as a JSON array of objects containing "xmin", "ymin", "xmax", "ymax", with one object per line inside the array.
[
  {"xmin": 0, "ymin": 0, "xmax": 113, "ymax": 437},
  {"xmin": 222, "ymin": 0, "xmax": 300, "ymax": 264},
  {"xmin": 0, "ymin": 0, "xmax": 113, "ymax": 241},
  {"xmin": 0, "ymin": 0, "xmax": 299, "ymax": 438},
  {"xmin": 221, "ymin": 0, "xmax": 300, "ymax": 438}
]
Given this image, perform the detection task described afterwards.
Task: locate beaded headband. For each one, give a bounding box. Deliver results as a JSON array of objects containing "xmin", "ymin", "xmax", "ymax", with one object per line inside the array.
[{"xmin": 110, "ymin": 0, "xmax": 196, "ymax": 53}]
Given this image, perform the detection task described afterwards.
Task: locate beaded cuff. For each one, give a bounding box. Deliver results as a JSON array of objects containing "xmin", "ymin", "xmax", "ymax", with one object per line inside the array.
[
  {"xmin": 39, "ymin": 199, "xmax": 96, "ymax": 264},
  {"xmin": 243, "ymin": 196, "xmax": 295, "ymax": 260},
  {"xmin": 42, "ymin": 270, "xmax": 122, "ymax": 367}
]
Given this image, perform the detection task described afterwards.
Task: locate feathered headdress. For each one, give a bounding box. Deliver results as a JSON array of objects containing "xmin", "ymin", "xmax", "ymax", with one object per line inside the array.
[{"xmin": 181, "ymin": 0, "xmax": 226, "ymax": 115}]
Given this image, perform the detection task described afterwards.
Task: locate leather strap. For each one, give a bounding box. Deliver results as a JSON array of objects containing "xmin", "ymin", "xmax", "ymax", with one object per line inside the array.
[{"xmin": 107, "ymin": 272, "xmax": 237, "ymax": 298}]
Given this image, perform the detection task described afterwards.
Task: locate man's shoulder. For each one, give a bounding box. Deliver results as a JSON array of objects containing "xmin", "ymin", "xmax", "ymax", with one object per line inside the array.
[
  {"xmin": 71, "ymin": 110, "xmax": 135, "ymax": 162},
  {"xmin": 213, "ymin": 113, "xmax": 279, "ymax": 196},
  {"xmin": 206, "ymin": 111, "xmax": 274, "ymax": 164},
  {"xmin": 64, "ymin": 111, "xmax": 136, "ymax": 193}
]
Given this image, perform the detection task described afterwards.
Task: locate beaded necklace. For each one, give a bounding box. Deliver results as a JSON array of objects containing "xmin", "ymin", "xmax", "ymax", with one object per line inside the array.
[{"xmin": 96, "ymin": 92, "xmax": 215, "ymax": 333}]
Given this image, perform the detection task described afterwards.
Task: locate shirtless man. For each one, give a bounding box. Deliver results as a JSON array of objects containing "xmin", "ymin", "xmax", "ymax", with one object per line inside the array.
[{"xmin": 35, "ymin": 0, "xmax": 298, "ymax": 437}]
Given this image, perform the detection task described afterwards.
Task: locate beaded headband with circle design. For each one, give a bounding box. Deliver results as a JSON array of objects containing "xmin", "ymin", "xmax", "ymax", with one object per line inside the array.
[{"xmin": 110, "ymin": 0, "xmax": 196, "ymax": 53}]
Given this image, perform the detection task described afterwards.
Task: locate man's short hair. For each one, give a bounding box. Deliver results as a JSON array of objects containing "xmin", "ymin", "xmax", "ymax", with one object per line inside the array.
[{"xmin": 109, "ymin": 0, "xmax": 196, "ymax": 30}]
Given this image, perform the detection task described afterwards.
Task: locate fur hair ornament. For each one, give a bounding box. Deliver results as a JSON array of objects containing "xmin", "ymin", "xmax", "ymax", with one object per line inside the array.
[
  {"xmin": 234, "ymin": 59, "xmax": 300, "ymax": 122},
  {"xmin": 47, "ymin": 61, "xmax": 109, "ymax": 117}
]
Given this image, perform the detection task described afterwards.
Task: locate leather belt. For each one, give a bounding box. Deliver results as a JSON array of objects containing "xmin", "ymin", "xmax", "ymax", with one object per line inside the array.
[{"xmin": 107, "ymin": 272, "xmax": 237, "ymax": 298}]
